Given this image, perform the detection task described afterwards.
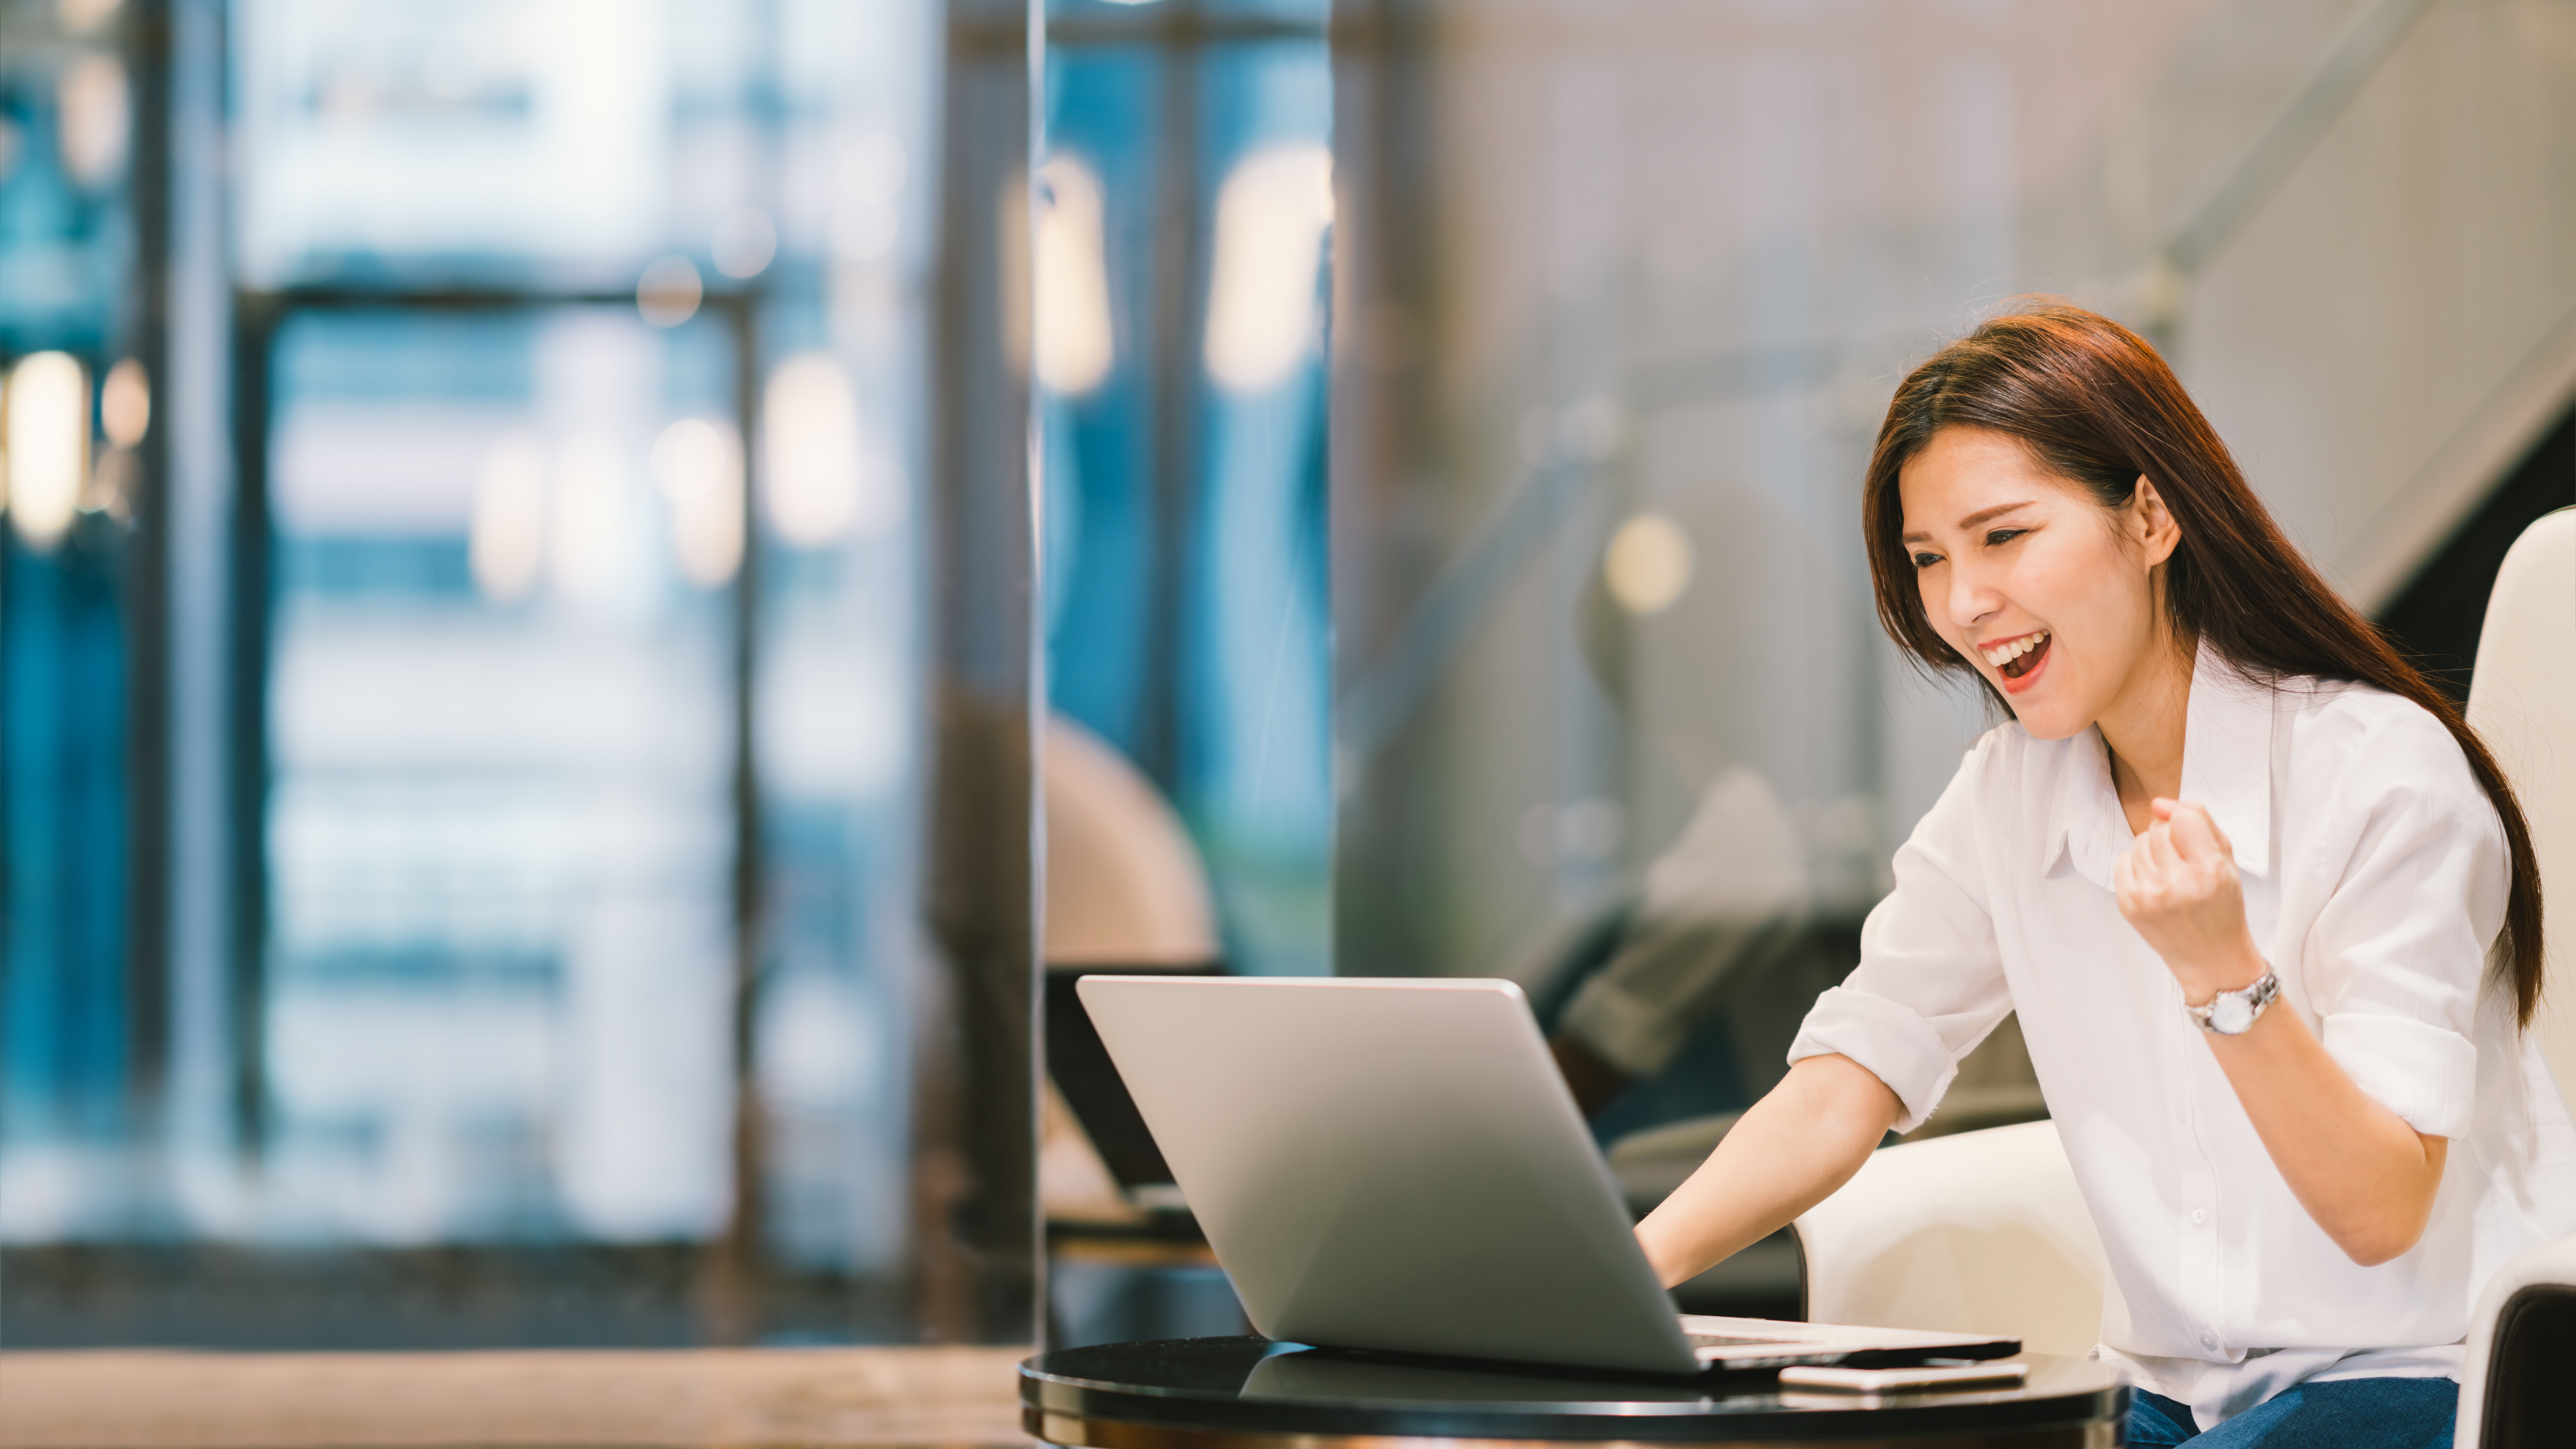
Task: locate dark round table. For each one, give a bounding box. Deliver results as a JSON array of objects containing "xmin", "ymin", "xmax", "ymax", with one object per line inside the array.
[{"xmin": 1022, "ymin": 1337, "xmax": 2127, "ymax": 1448}]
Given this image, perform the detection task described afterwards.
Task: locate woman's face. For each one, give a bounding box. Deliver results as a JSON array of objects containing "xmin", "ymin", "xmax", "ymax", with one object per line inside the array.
[{"xmin": 1896, "ymin": 426, "xmax": 2177, "ymax": 741}]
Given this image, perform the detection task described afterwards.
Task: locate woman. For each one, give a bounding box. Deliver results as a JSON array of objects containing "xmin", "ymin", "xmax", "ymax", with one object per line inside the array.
[{"xmin": 1634, "ymin": 303, "xmax": 2576, "ymax": 1447}]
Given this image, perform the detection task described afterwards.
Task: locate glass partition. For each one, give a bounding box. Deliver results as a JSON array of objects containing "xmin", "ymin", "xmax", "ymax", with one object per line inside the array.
[
  {"xmin": 1038, "ymin": 0, "xmax": 1334, "ymax": 981},
  {"xmin": 1328, "ymin": 0, "xmax": 2576, "ymax": 1150},
  {"xmin": 1032, "ymin": 0, "xmax": 1333, "ymax": 1350}
]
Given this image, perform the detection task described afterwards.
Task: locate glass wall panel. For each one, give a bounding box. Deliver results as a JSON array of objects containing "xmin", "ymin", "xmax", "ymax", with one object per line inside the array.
[
  {"xmin": 1038, "ymin": 0, "xmax": 1333, "ymax": 982},
  {"xmin": 1033, "ymin": 0, "xmax": 1331, "ymax": 1349},
  {"xmin": 1329, "ymin": 0, "xmax": 2576, "ymax": 1153}
]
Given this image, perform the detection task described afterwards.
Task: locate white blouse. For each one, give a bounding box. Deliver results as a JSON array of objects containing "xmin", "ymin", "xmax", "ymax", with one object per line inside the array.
[{"xmin": 1789, "ymin": 648, "xmax": 2576, "ymax": 1429}]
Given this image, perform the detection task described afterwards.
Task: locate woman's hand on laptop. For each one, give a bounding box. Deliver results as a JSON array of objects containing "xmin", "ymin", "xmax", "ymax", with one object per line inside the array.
[{"xmin": 1634, "ymin": 1054, "xmax": 1899, "ymax": 1288}]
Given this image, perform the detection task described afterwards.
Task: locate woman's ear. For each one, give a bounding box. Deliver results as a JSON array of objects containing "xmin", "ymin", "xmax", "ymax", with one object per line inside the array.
[{"xmin": 2131, "ymin": 475, "xmax": 2181, "ymax": 567}]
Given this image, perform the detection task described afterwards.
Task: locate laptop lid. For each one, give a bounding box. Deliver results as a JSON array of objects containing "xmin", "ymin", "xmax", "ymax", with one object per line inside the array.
[
  {"xmin": 1045, "ymin": 965, "xmax": 1202, "ymax": 1193},
  {"xmin": 1076, "ymin": 975, "xmax": 1702, "ymax": 1376}
]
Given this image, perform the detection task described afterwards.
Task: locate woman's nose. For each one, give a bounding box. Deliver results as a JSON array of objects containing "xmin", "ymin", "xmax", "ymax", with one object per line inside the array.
[{"xmin": 1946, "ymin": 563, "xmax": 1999, "ymax": 630}]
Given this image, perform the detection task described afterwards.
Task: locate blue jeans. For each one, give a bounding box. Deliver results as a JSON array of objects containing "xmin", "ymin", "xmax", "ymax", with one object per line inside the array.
[{"xmin": 2125, "ymin": 1378, "xmax": 2456, "ymax": 1447}]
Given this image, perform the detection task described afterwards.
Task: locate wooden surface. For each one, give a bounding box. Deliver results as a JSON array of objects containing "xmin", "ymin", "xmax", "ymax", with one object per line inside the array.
[{"xmin": 0, "ymin": 1345, "xmax": 1032, "ymax": 1449}]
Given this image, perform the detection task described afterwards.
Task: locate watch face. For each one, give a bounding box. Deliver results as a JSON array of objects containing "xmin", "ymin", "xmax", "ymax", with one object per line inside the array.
[{"xmin": 2211, "ymin": 994, "xmax": 2255, "ymax": 1034}]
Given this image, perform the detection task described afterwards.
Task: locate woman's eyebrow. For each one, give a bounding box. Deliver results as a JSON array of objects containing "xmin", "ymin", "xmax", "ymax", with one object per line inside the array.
[
  {"xmin": 1900, "ymin": 500, "xmax": 2036, "ymax": 544},
  {"xmin": 1958, "ymin": 501, "xmax": 2036, "ymax": 529}
]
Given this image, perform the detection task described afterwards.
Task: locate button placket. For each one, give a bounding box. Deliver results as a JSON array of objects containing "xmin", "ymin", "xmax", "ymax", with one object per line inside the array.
[{"xmin": 2171, "ymin": 983, "xmax": 2226, "ymax": 1358}]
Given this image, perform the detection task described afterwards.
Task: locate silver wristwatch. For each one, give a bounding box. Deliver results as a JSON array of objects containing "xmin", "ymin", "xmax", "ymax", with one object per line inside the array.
[{"xmin": 2187, "ymin": 968, "xmax": 2280, "ymax": 1036}]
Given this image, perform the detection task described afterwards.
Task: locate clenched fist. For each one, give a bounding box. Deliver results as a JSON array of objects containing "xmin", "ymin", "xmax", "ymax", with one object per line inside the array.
[{"xmin": 2113, "ymin": 798, "xmax": 2266, "ymax": 1004}]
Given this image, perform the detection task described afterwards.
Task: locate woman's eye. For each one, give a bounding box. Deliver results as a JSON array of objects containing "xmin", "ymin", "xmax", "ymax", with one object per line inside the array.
[
  {"xmin": 1985, "ymin": 528, "xmax": 2027, "ymax": 547},
  {"xmin": 1910, "ymin": 551, "xmax": 1942, "ymax": 569}
]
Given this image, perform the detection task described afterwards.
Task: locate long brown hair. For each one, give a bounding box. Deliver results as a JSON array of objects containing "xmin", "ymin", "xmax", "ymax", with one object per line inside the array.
[{"xmin": 1862, "ymin": 301, "xmax": 2546, "ymax": 1027}]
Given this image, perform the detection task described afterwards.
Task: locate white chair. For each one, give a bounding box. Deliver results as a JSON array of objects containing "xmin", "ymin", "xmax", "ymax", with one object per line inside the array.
[
  {"xmin": 2455, "ymin": 506, "xmax": 2576, "ymax": 1448},
  {"xmin": 1793, "ymin": 1119, "xmax": 2106, "ymax": 1358},
  {"xmin": 2455, "ymin": 1235, "xmax": 2576, "ymax": 1448},
  {"xmin": 1041, "ymin": 713, "xmax": 1218, "ymax": 970},
  {"xmin": 2460, "ymin": 507, "xmax": 2576, "ymax": 1108}
]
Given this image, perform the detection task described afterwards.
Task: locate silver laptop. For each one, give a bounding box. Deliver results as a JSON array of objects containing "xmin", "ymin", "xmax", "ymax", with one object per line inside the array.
[{"xmin": 1078, "ymin": 975, "xmax": 2017, "ymax": 1376}]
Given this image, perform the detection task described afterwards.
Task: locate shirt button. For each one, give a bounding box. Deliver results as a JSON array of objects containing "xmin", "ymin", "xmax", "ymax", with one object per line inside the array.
[
  {"xmin": 2190, "ymin": 1208, "xmax": 2207, "ymax": 1225},
  {"xmin": 2200, "ymin": 1333, "xmax": 2217, "ymax": 1350}
]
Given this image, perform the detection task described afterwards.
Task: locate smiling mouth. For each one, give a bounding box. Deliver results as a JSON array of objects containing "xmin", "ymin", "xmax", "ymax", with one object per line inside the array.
[{"xmin": 1981, "ymin": 630, "xmax": 2051, "ymax": 681}]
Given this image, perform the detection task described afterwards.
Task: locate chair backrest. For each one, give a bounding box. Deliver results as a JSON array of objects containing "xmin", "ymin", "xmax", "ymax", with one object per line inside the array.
[
  {"xmin": 2456, "ymin": 1234, "xmax": 2576, "ymax": 1449},
  {"xmin": 1042, "ymin": 713, "xmax": 1217, "ymax": 966},
  {"xmin": 1793, "ymin": 1119, "xmax": 2107, "ymax": 1357},
  {"xmin": 2456, "ymin": 508, "xmax": 2576, "ymax": 1449},
  {"xmin": 2463, "ymin": 506, "xmax": 2576, "ymax": 1110}
]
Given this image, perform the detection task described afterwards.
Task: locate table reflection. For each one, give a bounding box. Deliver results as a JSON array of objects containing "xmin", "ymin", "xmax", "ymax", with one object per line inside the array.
[{"xmin": 1241, "ymin": 1346, "xmax": 1724, "ymax": 1409}]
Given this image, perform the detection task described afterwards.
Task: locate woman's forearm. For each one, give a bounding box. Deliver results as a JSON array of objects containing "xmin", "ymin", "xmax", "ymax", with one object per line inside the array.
[
  {"xmin": 2195, "ymin": 949, "xmax": 2449, "ymax": 1265},
  {"xmin": 1632, "ymin": 1053, "xmax": 1900, "ymax": 1289}
]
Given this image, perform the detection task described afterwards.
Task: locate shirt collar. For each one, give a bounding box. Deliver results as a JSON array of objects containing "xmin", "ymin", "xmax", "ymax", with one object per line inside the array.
[
  {"xmin": 2179, "ymin": 644, "xmax": 2275, "ymax": 879},
  {"xmin": 2041, "ymin": 640, "xmax": 2275, "ymax": 886}
]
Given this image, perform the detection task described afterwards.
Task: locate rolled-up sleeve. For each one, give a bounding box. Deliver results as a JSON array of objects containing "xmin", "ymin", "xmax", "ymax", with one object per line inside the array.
[
  {"xmin": 2304, "ymin": 714, "xmax": 2505, "ymax": 1141},
  {"xmin": 1789, "ymin": 739, "xmax": 2013, "ymax": 1133}
]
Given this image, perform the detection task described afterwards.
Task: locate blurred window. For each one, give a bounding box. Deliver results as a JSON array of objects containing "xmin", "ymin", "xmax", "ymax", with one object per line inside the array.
[
  {"xmin": 1, "ymin": 0, "xmax": 943, "ymax": 1345},
  {"xmin": 260, "ymin": 304, "xmax": 740, "ymax": 1244}
]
